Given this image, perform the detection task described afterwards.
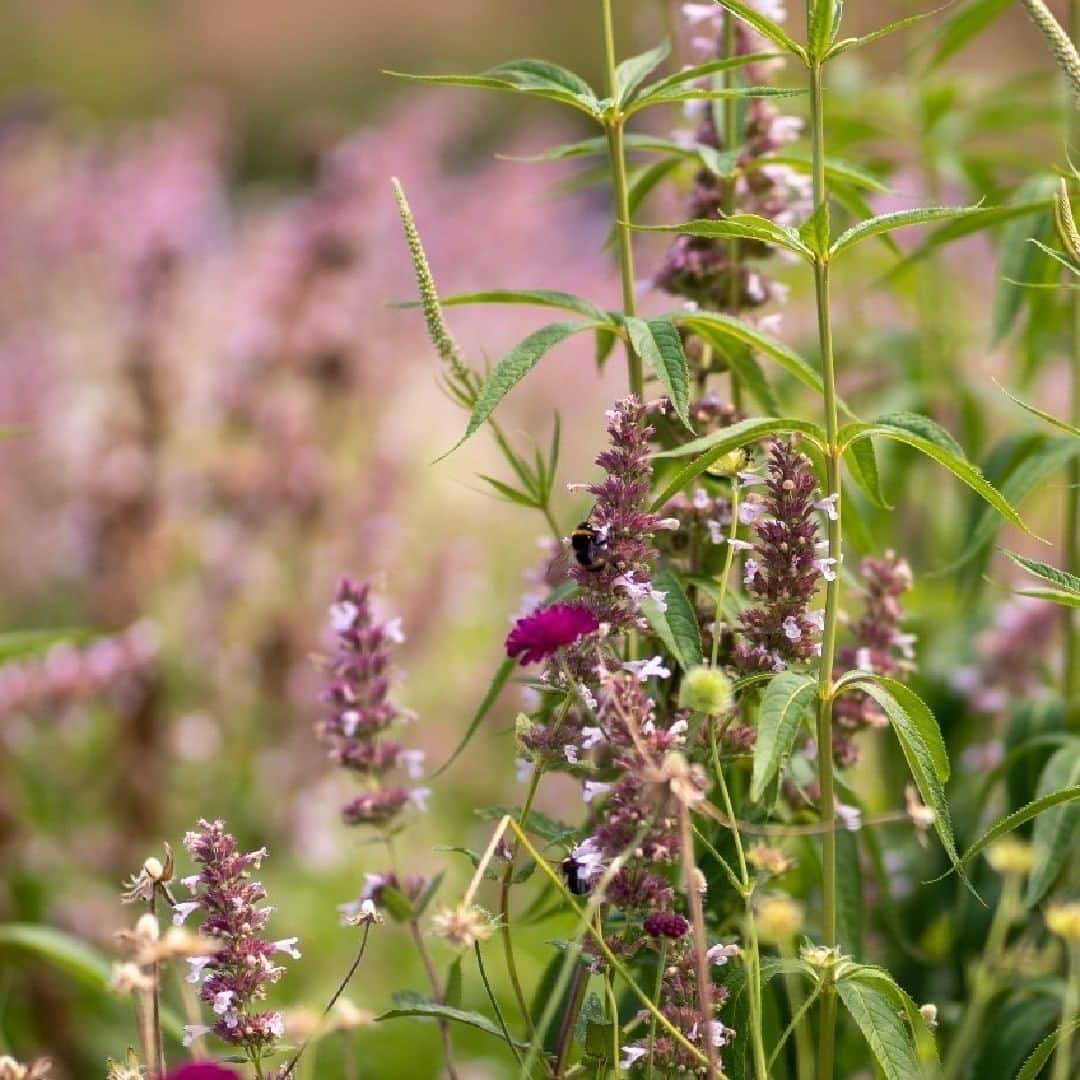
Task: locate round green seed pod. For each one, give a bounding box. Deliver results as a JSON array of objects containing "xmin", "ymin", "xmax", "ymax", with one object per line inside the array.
[{"xmin": 678, "ymin": 665, "xmax": 733, "ymax": 716}]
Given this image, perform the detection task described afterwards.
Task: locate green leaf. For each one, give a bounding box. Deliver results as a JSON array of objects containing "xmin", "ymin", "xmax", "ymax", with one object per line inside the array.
[
  {"xmin": 711, "ymin": 0, "xmax": 808, "ymax": 61},
  {"xmin": 928, "ymin": 0, "xmax": 1011, "ymax": 69},
  {"xmin": 751, "ymin": 672, "xmax": 817, "ymax": 801},
  {"xmin": 677, "ymin": 311, "xmax": 828, "ymax": 399},
  {"xmin": 444, "ymin": 956, "xmax": 463, "ymax": 1009},
  {"xmin": 849, "ymin": 680, "xmax": 964, "ymax": 881},
  {"xmin": 625, "ymin": 85, "xmax": 805, "ymax": 117},
  {"xmin": 840, "ymin": 964, "xmax": 940, "ymax": 1070},
  {"xmin": 0, "ymin": 923, "xmax": 112, "ymax": 989},
  {"xmin": 478, "ymin": 474, "xmax": 539, "ymax": 509},
  {"xmin": 808, "ymin": 0, "xmax": 840, "ymax": 61},
  {"xmin": 637, "ymin": 214, "xmax": 813, "ymax": 260},
  {"xmin": 1029, "ymin": 237, "xmax": 1080, "ymax": 276},
  {"xmin": 955, "ymin": 786, "xmax": 1080, "ymax": 869},
  {"xmin": 376, "ymin": 1002, "xmax": 529, "ymax": 1048},
  {"xmin": 450, "ymin": 322, "xmax": 600, "ymax": 454},
  {"xmin": 844, "ymin": 437, "xmax": 890, "ymax": 509},
  {"xmin": 432, "ymin": 657, "xmax": 516, "ymax": 778},
  {"xmin": 836, "ymin": 973, "xmax": 923, "ymax": 1080},
  {"xmin": 386, "ymin": 59, "xmax": 601, "ymax": 117},
  {"xmin": 836, "ymin": 828, "xmax": 865, "ymax": 957},
  {"xmin": 745, "ymin": 153, "xmax": 889, "ymax": 193},
  {"xmin": 413, "ymin": 870, "xmax": 445, "ymax": 918},
  {"xmin": 973, "ymin": 994, "xmax": 1060, "ymax": 1080},
  {"xmin": 996, "ymin": 381, "xmax": 1080, "ymax": 437},
  {"xmin": 651, "ymin": 563, "xmax": 703, "ymax": 671},
  {"xmin": 650, "ymin": 417, "xmax": 827, "ymax": 511},
  {"xmin": 723, "ymin": 346, "xmax": 781, "ymax": 415},
  {"xmin": 1016, "ymin": 1017, "xmax": 1080, "ymax": 1080},
  {"xmin": 615, "ymin": 39, "xmax": 671, "ymax": 106},
  {"xmin": 800, "ymin": 199, "xmax": 831, "ymax": 257},
  {"xmin": 1014, "ymin": 587, "xmax": 1080, "ymax": 608},
  {"xmin": 625, "ymin": 316, "xmax": 692, "ymax": 430},
  {"xmin": 633, "ymin": 51, "xmax": 780, "ymax": 100},
  {"xmin": 0, "ymin": 627, "xmax": 83, "ymax": 663},
  {"xmin": 827, "ymin": 3, "xmax": 953, "ymax": 60},
  {"xmin": 1025, "ymin": 741, "xmax": 1080, "ymax": 906},
  {"xmin": 1003, "ymin": 550, "xmax": 1080, "ymax": 597},
  {"xmin": 872, "ymin": 411, "xmax": 965, "ymax": 457},
  {"xmin": 842, "ymin": 422, "xmax": 1033, "ymax": 537},
  {"xmin": 432, "ymin": 289, "xmax": 612, "ymax": 323},
  {"xmin": 829, "ymin": 204, "xmax": 983, "ymax": 258}
]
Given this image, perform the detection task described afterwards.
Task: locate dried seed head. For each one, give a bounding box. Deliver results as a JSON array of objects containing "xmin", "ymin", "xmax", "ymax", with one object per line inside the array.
[
  {"xmin": 110, "ymin": 961, "xmax": 155, "ymax": 995},
  {"xmin": 919, "ymin": 1003, "xmax": 939, "ymax": 1029},
  {"xmin": 431, "ymin": 902, "xmax": 496, "ymax": 951},
  {"xmin": 0, "ymin": 1057, "xmax": 53, "ymax": 1080},
  {"xmin": 800, "ymin": 942, "xmax": 844, "ymax": 970},
  {"xmin": 121, "ymin": 842, "xmax": 175, "ymax": 905},
  {"xmin": 747, "ymin": 844, "xmax": 795, "ymax": 876},
  {"xmin": 342, "ymin": 898, "xmax": 383, "ymax": 927},
  {"xmin": 328, "ymin": 998, "xmax": 377, "ymax": 1032},
  {"xmin": 659, "ymin": 751, "xmax": 710, "ymax": 807},
  {"xmin": 104, "ymin": 1048, "xmax": 143, "ymax": 1080}
]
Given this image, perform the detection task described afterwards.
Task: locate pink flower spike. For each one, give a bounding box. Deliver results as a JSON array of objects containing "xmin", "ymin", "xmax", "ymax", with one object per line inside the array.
[{"xmin": 505, "ymin": 604, "xmax": 600, "ymax": 666}]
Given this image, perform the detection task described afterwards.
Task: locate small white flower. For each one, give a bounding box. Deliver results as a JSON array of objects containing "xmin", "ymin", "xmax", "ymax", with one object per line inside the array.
[
  {"xmin": 275, "ymin": 937, "xmax": 301, "ymax": 959},
  {"xmin": 892, "ymin": 631, "xmax": 917, "ymax": 660},
  {"xmin": 570, "ymin": 837, "xmax": 605, "ymax": 881},
  {"xmin": 182, "ymin": 1024, "xmax": 212, "ymax": 1047},
  {"xmin": 771, "ymin": 115, "xmax": 803, "ymax": 143},
  {"xmin": 329, "ymin": 601, "xmax": 359, "ymax": 632},
  {"xmin": 563, "ymin": 744, "xmax": 580, "ymax": 765},
  {"xmin": 805, "ymin": 610, "xmax": 825, "ymax": 631},
  {"xmin": 855, "ymin": 646, "xmax": 874, "ymax": 672},
  {"xmin": 738, "ymin": 469, "xmax": 767, "ymax": 487},
  {"xmin": 657, "ymin": 516, "xmax": 681, "ymax": 531},
  {"xmin": 186, "ymin": 955, "xmax": 212, "ymax": 984},
  {"xmin": 647, "ymin": 587, "xmax": 668, "ymax": 612},
  {"xmin": 757, "ymin": 313, "xmax": 784, "ymax": 335},
  {"xmin": 746, "ymin": 271, "xmax": 766, "ymax": 303},
  {"xmin": 172, "ymin": 901, "xmax": 200, "ymax": 926},
  {"xmin": 213, "ymin": 990, "xmax": 235, "ymax": 1015},
  {"xmin": 409, "ymin": 787, "xmax": 432, "ymax": 812},
  {"xmin": 181, "ymin": 874, "xmax": 200, "ymax": 893},
  {"xmin": 836, "ymin": 803, "xmax": 863, "ymax": 831},
  {"xmin": 400, "ymin": 749, "xmax": 426, "ymax": 779},
  {"xmin": 726, "ymin": 537, "xmax": 754, "ymax": 551},
  {"xmin": 581, "ymin": 726, "xmax": 607, "ymax": 749},
  {"xmin": 383, "ymin": 616, "xmax": 405, "ymax": 644},
  {"xmin": 782, "ymin": 616, "xmax": 803, "ymax": 642},
  {"xmin": 578, "ymin": 683, "xmax": 598, "ymax": 711},
  {"xmin": 623, "ymin": 655, "xmax": 672, "ymax": 682},
  {"xmin": 668, "ymin": 718, "xmax": 689, "ymax": 738},
  {"xmin": 361, "ymin": 872, "xmax": 389, "ymax": 901},
  {"xmin": 814, "ymin": 557, "xmax": 838, "ymax": 582},
  {"xmin": 693, "ymin": 487, "xmax": 711, "ymax": 510},
  {"xmin": 744, "ymin": 558, "xmax": 762, "ymax": 586},
  {"xmin": 583, "ymin": 781, "xmax": 612, "ymax": 804},
  {"xmin": 706, "ymin": 520, "xmax": 726, "ymax": 544},
  {"xmin": 268, "ymin": 1012, "xmax": 285, "ymax": 1037},
  {"xmin": 515, "ymin": 757, "xmax": 535, "ymax": 783},
  {"xmin": 710, "ymin": 1020, "xmax": 733, "ymax": 1047},
  {"xmin": 707, "ymin": 942, "xmax": 741, "ymax": 966},
  {"xmin": 621, "ymin": 1045, "xmax": 649, "ymax": 1069},
  {"xmin": 740, "ymin": 500, "xmax": 765, "ymax": 525},
  {"xmin": 815, "ymin": 494, "xmax": 839, "ymax": 521},
  {"xmin": 341, "ymin": 710, "xmax": 361, "ymax": 737}
]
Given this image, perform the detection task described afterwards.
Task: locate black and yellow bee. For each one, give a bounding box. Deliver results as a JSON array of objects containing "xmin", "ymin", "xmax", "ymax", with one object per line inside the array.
[
  {"xmin": 570, "ymin": 521, "xmax": 608, "ymax": 572},
  {"xmin": 561, "ymin": 854, "xmax": 592, "ymax": 896}
]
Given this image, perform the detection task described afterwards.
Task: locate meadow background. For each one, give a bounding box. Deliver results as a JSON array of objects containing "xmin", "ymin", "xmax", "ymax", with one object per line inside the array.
[{"xmin": 0, "ymin": 2, "xmax": 1073, "ymax": 1076}]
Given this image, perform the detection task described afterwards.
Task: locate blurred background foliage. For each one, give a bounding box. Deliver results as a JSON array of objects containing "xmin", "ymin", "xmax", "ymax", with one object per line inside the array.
[{"xmin": 0, "ymin": 1, "xmax": 1075, "ymax": 1077}]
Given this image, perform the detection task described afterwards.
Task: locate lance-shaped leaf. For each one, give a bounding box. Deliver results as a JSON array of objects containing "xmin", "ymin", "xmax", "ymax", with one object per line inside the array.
[
  {"xmin": 677, "ymin": 310, "xmax": 827, "ymax": 398},
  {"xmin": 387, "ymin": 59, "xmax": 602, "ymax": 118},
  {"xmin": 624, "ymin": 316, "xmax": 692, "ymax": 430},
  {"xmin": 836, "ymin": 968, "xmax": 928, "ymax": 1080},
  {"xmin": 751, "ymin": 672, "xmax": 817, "ymax": 801},
  {"xmin": 448, "ymin": 321, "xmax": 602, "ymax": 454},
  {"xmin": 1003, "ymin": 550, "xmax": 1080, "ymax": 597},
  {"xmin": 997, "ymin": 380, "xmax": 1080, "ymax": 437},
  {"xmin": 847, "ymin": 680, "xmax": 964, "ymax": 880},
  {"xmin": 1016, "ymin": 1019, "xmax": 1080, "ymax": 1080},
  {"xmin": 650, "ymin": 416, "xmax": 827, "ymax": 510},
  {"xmin": 844, "ymin": 436, "xmax": 890, "ymax": 509},
  {"xmin": 826, "ymin": 3, "xmax": 953, "ymax": 60},
  {"xmin": 711, "ymin": 0, "xmax": 808, "ymax": 61},
  {"xmin": 634, "ymin": 51, "xmax": 780, "ymax": 101},
  {"xmin": 808, "ymin": 0, "xmax": 841, "ymax": 61},
  {"xmin": 614, "ymin": 39, "xmax": 670, "ymax": 106},
  {"xmin": 625, "ymin": 85, "xmax": 804, "ymax": 118},
  {"xmin": 643, "ymin": 564, "xmax": 703, "ymax": 672},
  {"xmin": 745, "ymin": 153, "xmax": 889, "ymax": 194},
  {"xmin": 637, "ymin": 214, "xmax": 813, "ymax": 260},
  {"xmin": 1025, "ymin": 741, "xmax": 1080, "ymax": 906},
  {"xmin": 429, "ymin": 289, "xmax": 612, "ymax": 323},
  {"xmin": 377, "ymin": 1002, "xmax": 529, "ymax": 1048},
  {"xmin": 829, "ymin": 204, "xmax": 983, "ymax": 259},
  {"xmin": 840, "ymin": 421, "xmax": 1033, "ymax": 536},
  {"xmin": 1014, "ymin": 587, "xmax": 1080, "ymax": 608}
]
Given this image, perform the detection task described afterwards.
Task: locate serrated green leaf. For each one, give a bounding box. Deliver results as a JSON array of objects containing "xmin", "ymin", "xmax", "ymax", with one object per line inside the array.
[
  {"xmin": 614, "ymin": 39, "xmax": 670, "ymax": 106},
  {"xmin": 808, "ymin": 0, "xmax": 840, "ymax": 61},
  {"xmin": 1003, "ymin": 550, "xmax": 1080, "ymax": 595},
  {"xmin": 800, "ymin": 199, "xmax": 831, "ymax": 256},
  {"xmin": 430, "ymin": 289, "xmax": 612, "ymax": 323},
  {"xmin": 376, "ymin": 1002, "xmax": 529, "ymax": 1048},
  {"xmin": 711, "ymin": 0, "xmax": 808, "ymax": 61},
  {"xmin": 841, "ymin": 964, "xmax": 940, "ymax": 1069},
  {"xmin": 1014, "ymin": 587, "xmax": 1080, "ymax": 607},
  {"xmin": 836, "ymin": 827, "xmax": 865, "ymax": 957},
  {"xmin": 842, "ymin": 422, "xmax": 1032, "ymax": 536},
  {"xmin": 849, "ymin": 680, "xmax": 964, "ymax": 882},
  {"xmin": 954, "ymin": 786, "xmax": 1080, "ymax": 869},
  {"xmin": 637, "ymin": 213, "xmax": 813, "ymax": 259},
  {"xmin": 652, "ymin": 563, "xmax": 703, "ymax": 671},
  {"xmin": 650, "ymin": 417, "xmax": 827, "ymax": 510},
  {"xmin": 829, "ymin": 204, "xmax": 983, "ymax": 258},
  {"xmin": 928, "ymin": 0, "xmax": 1011, "ymax": 69},
  {"xmin": 973, "ymin": 994, "xmax": 1059, "ymax": 1080},
  {"xmin": 678, "ymin": 311, "xmax": 828, "ymax": 398},
  {"xmin": 634, "ymin": 51, "xmax": 780, "ymax": 100},
  {"xmin": 873, "ymin": 411, "xmax": 965, "ymax": 457},
  {"xmin": 844, "ymin": 437, "xmax": 890, "ymax": 509},
  {"xmin": 1015, "ymin": 1017, "xmax": 1080, "ymax": 1080},
  {"xmin": 1029, "ymin": 237, "xmax": 1080, "ymax": 276},
  {"xmin": 625, "ymin": 316, "xmax": 692, "ymax": 430},
  {"xmin": 450, "ymin": 322, "xmax": 600, "ymax": 454},
  {"xmin": 625, "ymin": 85, "xmax": 805, "ymax": 117},
  {"xmin": 997, "ymin": 383, "xmax": 1080, "ymax": 438},
  {"xmin": 836, "ymin": 973, "xmax": 923, "ymax": 1080},
  {"xmin": 1025, "ymin": 741, "xmax": 1080, "ymax": 906},
  {"xmin": 827, "ymin": 2, "xmax": 952, "ymax": 60},
  {"xmin": 751, "ymin": 673, "xmax": 817, "ymax": 801},
  {"xmin": 475, "ymin": 804, "xmax": 579, "ymax": 844}
]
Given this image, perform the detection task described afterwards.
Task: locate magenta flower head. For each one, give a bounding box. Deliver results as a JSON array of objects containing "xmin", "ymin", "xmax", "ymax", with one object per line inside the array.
[
  {"xmin": 505, "ymin": 603, "xmax": 600, "ymax": 666},
  {"xmin": 165, "ymin": 1065, "xmax": 241, "ymax": 1080}
]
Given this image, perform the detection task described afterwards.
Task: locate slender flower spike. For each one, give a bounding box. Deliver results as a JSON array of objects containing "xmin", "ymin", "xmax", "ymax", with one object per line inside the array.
[{"xmin": 505, "ymin": 603, "xmax": 600, "ymax": 665}]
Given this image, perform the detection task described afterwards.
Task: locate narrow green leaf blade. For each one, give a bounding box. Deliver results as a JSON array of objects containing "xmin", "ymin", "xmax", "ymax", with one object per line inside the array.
[
  {"xmin": 0, "ymin": 628, "xmax": 83, "ymax": 663},
  {"xmin": 652, "ymin": 563, "xmax": 703, "ymax": 671},
  {"xmin": 1016, "ymin": 1018, "xmax": 1080, "ymax": 1080},
  {"xmin": 928, "ymin": 0, "xmax": 1011, "ymax": 69},
  {"xmin": 376, "ymin": 1002, "xmax": 529, "ymax": 1048},
  {"xmin": 432, "ymin": 289, "xmax": 611, "ymax": 323},
  {"xmin": 829, "ymin": 204, "xmax": 983, "ymax": 258},
  {"xmin": 751, "ymin": 672, "xmax": 817, "ymax": 801},
  {"xmin": 851, "ymin": 675, "xmax": 949, "ymax": 781},
  {"xmin": 1003, "ymin": 550, "xmax": 1080, "ymax": 596},
  {"xmin": 827, "ymin": 3, "xmax": 952, "ymax": 60},
  {"xmin": 711, "ymin": 0, "xmax": 808, "ymax": 60},
  {"xmin": 638, "ymin": 214, "xmax": 813, "ymax": 260},
  {"xmin": 431, "ymin": 657, "xmax": 516, "ymax": 778},
  {"xmin": 1025, "ymin": 741, "xmax": 1080, "ymax": 906},
  {"xmin": 955, "ymin": 786, "xmax": 1080, "ymax": 869},
  {"xmin": 615, "ymin": 39, "xmax": 671, "ymax": 106},
  {"xmin": 625, "ymin": 316, "xmax": 692, "ymax": 429},
  {"xmin": 996, "ymin": 381, "xmax": 1080, "ymax": 436}
]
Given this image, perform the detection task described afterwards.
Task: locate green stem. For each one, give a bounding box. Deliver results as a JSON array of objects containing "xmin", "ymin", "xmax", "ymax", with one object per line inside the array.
[
  {"xmin": 941, "ymin": 875, "xmax": 1019, "ymax": 1080},
  {"xmin": 715, "ymin": 759, "xmax": 768, "ymax": 1080},
  {"xmin": 711, "ymin": 481, "xmax": 742, "ymax": 668},
  {"xmin": 780, "ymin": 940, "xmax": 815, "ymax": 1080},
  {"xmin": 601, "ymin": 0, "xmax": 644, "ymax": 400},
  {"xmin": 476, "ymin": 943, "xmax": 524, "ymax": 1067},
  {"xmin": 722, "ymin": 10, "xmax": 743, "ymax": 410},
  {"xmin": 552, "ymin": 965, "xmax": 590, "ymax": 1076},
  {"xmin": 1053, "ymin": 941, "xmax": 1079, "ymax": 1080},
  {"xmin": 807, "ymin": 31, "xmax": 843, "ymax": 1078},
  {"xmin": 645, "ymin": 941, "xmax": 668, "ymax": 1080}
]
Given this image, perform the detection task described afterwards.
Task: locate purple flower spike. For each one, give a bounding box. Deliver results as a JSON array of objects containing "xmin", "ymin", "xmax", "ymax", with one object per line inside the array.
[{"xmin": 505, "ymin": 603, "xmax": 600, "ymax": 666}]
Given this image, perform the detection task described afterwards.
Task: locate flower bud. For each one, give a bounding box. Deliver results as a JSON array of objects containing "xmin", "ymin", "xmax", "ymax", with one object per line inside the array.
[
  {"xmin": 1046, "ymin": 901, "xmax": 1080, "ymax": 942},
  {"xmin": 678, "ymin": 666, "xmax": 733, "ymax": 716},
  {"xmin": 985, "ymin": 837, "xmax": 1034, "ymax": 876}
]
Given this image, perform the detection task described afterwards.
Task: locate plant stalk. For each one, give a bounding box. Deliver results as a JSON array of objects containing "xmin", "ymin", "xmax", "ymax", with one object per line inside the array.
[
  {"xmin": 807, "ymin": 32, "xmax": 843, "ymax": 1078},
  {"xmin": 409, "ymin": 917, "xmax": 460, "ymax": 1079},
  {"xmin": 679, "ymin": 803, "xmax": 718, "ymax": 1078},
  {"xmin": 1053, "ymin": 941, "xmax": 1079, "ymax": 1080},
  {"xmin": 722, "ymin": 10, "xmax": 743, "ymax": 409},
  {"xmin": 601, "ymin": 0, "xmax": 645, "ymax": 400}
]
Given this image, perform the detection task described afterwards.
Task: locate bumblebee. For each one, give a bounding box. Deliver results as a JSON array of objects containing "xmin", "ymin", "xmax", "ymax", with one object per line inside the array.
[
  {"xmin": 570, "ymin": 521, "xmax": 608, "ymax": 572},
  {"xmin": 561, "ymin": 855, "xmax": 592, "ymax": 896}
]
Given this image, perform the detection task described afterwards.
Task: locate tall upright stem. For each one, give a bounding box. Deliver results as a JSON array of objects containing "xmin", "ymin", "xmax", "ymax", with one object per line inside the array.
[
  {"xmin": 722, "ymin": 11, "xmax": 743, "ymax": 409},
  {"xmin": 602, "ymin": 0, "xmax": 645, "ymax": 399},
  {"xmin": 807, "ymin": 35, "xmax": 842, "ymax": 1079}
]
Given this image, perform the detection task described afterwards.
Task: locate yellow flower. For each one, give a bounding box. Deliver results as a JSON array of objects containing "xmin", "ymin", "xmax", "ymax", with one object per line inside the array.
[
  {"xmin": 1046, "ymin": 901, "xmax": 1080, "ymax": 942},
  {"xmin": 756, "ymin": 894, "xmax": 804, "ymax": 944},
  {"xmin": 985, "ymin": 838, "xmax": 1035, "ymax": 876}
]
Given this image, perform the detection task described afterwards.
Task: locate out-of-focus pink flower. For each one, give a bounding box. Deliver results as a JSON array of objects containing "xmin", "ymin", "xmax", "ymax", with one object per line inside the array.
[{"xmin": 505, "ymin": 603, "xmax": 599, "ymax": 665}]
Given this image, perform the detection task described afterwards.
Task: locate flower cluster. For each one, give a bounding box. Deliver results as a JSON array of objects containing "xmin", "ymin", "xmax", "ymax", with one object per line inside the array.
[
  {"xmin": 317, "ymin": 577, "xmax": 428, "ymax": 828},
  {"xmin": 735, "ymin": 440, "xmax": 830, "ymax": 672},
  {"xmin": 656, "ymin": 1, "xmax": 808, "ymax": 317},
  {"xmin": 833, "ymin": 551, "xmax": 915, "ymax": 766},
  {"xmin": 177, "ymin": 819, "xmax": 297, "ymax": 1053}
]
